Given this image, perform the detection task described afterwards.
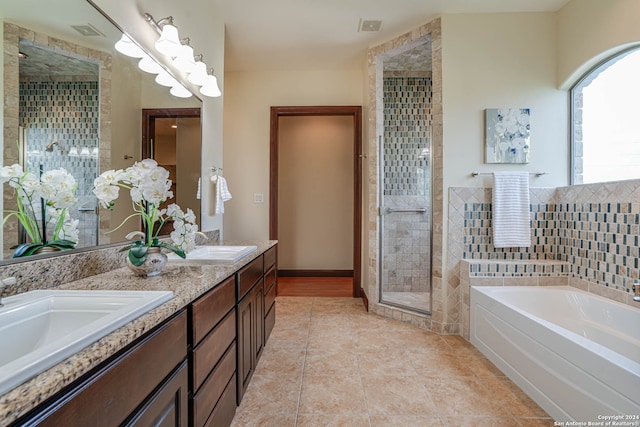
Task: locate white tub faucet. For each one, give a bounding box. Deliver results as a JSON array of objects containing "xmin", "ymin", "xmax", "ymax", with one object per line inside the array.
[{"xmin": 634, "ymin": 283, "xmax": 640, "ymax": 302}]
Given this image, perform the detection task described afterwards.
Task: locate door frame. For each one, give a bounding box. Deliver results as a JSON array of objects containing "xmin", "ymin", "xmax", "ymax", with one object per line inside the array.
[
  {"xmin": 142, "ymin": 108, "xmax": 201, "ymax": 159},
  {"xmin": 141, "ymin": 107, "xmax": 201, "ymax": 233},
  {"xmin": 269, "ymin": 106, "xmax": 363, "ymax": 298}
]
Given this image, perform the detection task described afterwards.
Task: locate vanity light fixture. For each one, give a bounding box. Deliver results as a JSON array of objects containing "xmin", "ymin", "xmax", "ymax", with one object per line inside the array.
[
  {"xmin": 170, "ymin": 83, "xmax": 192, "ymax": 98},
  {"xmin": 187, "ymin": 55, "xmax": 208, "ymax": 86},
  {"xmin": 147, "ymin": 15, "xmax": 182, "ymax": 58},
  {"xmin": 114, "ymin": 34, "xmax": 145, "ymax": 58},
  {"xmin": 138, "ymin": 53, "xmax": 164, "ymax": 74},
  {"xmin": 199, "ymin": 69, "xmax": 222, "ymax": 98},
  {"xmin": 172, "ymin": 39, "xmax": 196, "ymax": 73}
]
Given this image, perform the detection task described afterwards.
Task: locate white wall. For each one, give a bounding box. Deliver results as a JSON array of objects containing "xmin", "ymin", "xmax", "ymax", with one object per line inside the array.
[
  {"xmin": 441, "ymin": 13, "xmax": 568, "ymax": 191},
  {"xmin": 92, "ymin": 0, "xmax": 225, "ymax": 235},
  {"xmin": 223, "ymin": 69, "xmax": 363, "ymax": 241},
  {"xmin": 557, "ymin": 0, "xmax": 640, "ymax": 89},
  {"xmin": 278, "ymin": 115, "xmax": 354, "ymax": 271}
]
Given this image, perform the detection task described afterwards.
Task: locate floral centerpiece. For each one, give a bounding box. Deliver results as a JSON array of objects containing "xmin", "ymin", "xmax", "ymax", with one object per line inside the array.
[
  {"xmin": 93, "ymin": 159, "xmax": 198, "ymax": 274},
  {"xmin": 0, "ymin": 164, "xmax": 79, "ymax": 257}
]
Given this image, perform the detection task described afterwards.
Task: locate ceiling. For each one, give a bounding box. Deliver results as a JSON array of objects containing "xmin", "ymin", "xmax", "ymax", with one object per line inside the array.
[{"xmin": 213, "ymin": 0, "xmax": 570, "ymax": 71}]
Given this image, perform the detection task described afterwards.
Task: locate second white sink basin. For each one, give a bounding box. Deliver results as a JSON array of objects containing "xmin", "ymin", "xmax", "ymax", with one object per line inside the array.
[
  {"xmin": 0, "ymin": 289, "xmax": 173, "ymax": 395},
  {"xmin": 167, "ymin": 245, "xmax": 258, "ymax": 264}
]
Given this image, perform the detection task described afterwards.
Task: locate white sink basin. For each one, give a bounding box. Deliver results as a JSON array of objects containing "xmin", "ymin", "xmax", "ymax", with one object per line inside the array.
[
  {"xmin": 167, "ymin": 245, "xmax": 258, "ymax": 264},
  {"xmin": 0, "ymin": 289, "xmax": 173, "ymax": 395}
]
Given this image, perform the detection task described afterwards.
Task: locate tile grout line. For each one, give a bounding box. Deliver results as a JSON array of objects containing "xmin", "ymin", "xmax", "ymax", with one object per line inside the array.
[
  {"xmin": 349, "ymin": 309, "xmax": 374, "ymax": 427},
  {"xmin": 291, "ymin": 299, "xmax": 313, "ymax": 426}
]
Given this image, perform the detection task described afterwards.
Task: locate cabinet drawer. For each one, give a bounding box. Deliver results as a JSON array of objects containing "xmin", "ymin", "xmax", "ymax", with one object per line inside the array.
[
  {"xmin": 203, "ymin": 373, "xmax": 237, "ymax": 427},
  {"xmin": 264, "ymin": 266, "xmax": 276, "ymax": 295},
  {"xmin": 264, "ymin": 279, "xmax": 276, "ymax": 313},
  {"xmin": 193, "ymin": 342, "xmax": 236, "ymax": 427},
  {"xmin": 237, "ymin": 256, "xmax": 263, "ymax": 300},
  {"xmin": 265, "ymin": 304, "xmax": 276, "ymax": 344},
  {"xmin": 264, "ymin": 246, "xmax": 276, "ymax": 272},
  {"xmin": 28, "ymin": 311, "xmax": 187, "ymax": 427},
  {"xmin": 192, "ymin": 276, "xmax": 235, "ymax": 346},
  {"xmin": 192, "ymin": 309, "xmax": 236, "ymax": 392}
]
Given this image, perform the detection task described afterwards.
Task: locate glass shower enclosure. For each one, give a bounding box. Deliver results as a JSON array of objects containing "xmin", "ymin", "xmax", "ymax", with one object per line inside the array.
[{"xmin": 378, "ymin": 37, "xmax": 433, "ymax": 314}]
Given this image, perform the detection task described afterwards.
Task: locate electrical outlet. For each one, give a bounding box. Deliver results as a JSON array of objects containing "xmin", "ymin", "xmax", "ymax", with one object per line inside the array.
[{"xmin": 253, "ymin": 193, "xmax": 264, "ymax": 203}]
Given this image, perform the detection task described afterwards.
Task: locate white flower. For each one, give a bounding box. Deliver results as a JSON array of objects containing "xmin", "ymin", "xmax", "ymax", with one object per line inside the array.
[
  {"xmin": 0, "ymin": 164, "xmax": 23, "ymax": 183},
  {"xmin": 517, "ymin": 112, "xmax": 530, "ymax": 125},
  {"xmin": 512, "ymin": 138, "xmax": 527, "ymax": 149},
  {"xmin": 93, "ymin": 183, "xmax": 120, "ymax": 208}
]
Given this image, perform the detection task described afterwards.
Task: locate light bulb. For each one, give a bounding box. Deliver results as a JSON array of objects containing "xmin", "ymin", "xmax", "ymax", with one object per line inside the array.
[
  {"xmin": 138, "ymin": 54, "xmax": 163, "ymax": 74},
  {"xmin": 170, "ymin": 84, "xmax": 192, "ymax": 98},
  {"xmin": 187, "ymin": 61, "xmax": 208, "ymax": 86},
  {"xmin": 114, "ymin": 34, "xmax": 145, "ymax": 58},
  {"xmin": 199, "ymin": 74, "xmax": 221, "ymax": 97},
  {"xmin": 155, "ymin": 23, "xmax": 181, "ymax": 57},
  {"xmin": 155, "ymin": 70, "xmax": 179, "ymax": 87},
  {"xmin": 172, "ymin": 44, "xmax": 196, "ymax": 73}
]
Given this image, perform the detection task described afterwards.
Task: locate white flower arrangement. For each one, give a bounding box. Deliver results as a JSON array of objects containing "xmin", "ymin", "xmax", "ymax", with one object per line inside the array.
[
  {"xmin": 93, "ymin": 159, "xmax": 198, "ymax": 266},
  {"xmin": 0, "ymin": 164, "xmax": 79, "ymax": 257}
]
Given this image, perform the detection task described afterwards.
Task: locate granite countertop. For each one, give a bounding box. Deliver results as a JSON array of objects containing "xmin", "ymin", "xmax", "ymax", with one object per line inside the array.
[{"xmin": 0, "ymin": 240, "xmax": 277, "ymax": 426}]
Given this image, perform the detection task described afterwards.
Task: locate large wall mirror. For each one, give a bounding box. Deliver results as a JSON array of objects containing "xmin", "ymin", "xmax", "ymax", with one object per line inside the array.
[{"xmin": 1, "ymin": 0, "xmax": 202, "ymax": 262}]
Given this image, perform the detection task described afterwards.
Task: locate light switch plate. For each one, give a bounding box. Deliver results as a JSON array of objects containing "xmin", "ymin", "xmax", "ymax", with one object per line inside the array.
[{"xmin": 253, "ymin": 193, "xmax": 264, "ymax": 203}]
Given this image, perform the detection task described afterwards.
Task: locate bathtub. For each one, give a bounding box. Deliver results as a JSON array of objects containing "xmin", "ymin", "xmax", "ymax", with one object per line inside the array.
[{"xmin": 470, "ymin": 286, "xmax": 640, "ymax": 422}]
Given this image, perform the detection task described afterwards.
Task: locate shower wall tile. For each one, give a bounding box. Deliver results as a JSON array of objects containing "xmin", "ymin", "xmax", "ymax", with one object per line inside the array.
[
  {"xmin": 20, "ymin": 80, "xmax": 100, "ymax": 249},
  {"xmin": 382, "ymin": 76, "xmax": 432, "ymax": 197}
]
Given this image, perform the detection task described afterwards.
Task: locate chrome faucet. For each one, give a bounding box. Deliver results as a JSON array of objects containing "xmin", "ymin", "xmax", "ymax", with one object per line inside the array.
[
  {"xmin": 0, "ymin": 277, "xmax": 17, "ymax": 307},
  {"xmin": 634, "ymin": 282, "xmax": 640, "ymax": 302}
]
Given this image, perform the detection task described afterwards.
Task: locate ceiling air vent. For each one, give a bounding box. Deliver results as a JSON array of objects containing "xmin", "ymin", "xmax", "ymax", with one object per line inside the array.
[
  {"xmin": 358, "ymin": 19, "xmax": 382, "ymax": 32},
  {"xmin": 71, "ymin": 24, "xmax": 104, "ymax": 37}
]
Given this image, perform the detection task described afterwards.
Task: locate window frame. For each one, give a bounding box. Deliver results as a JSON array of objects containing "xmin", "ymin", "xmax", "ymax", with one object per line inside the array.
[{"xmin": 570, "ymin": 45, "xmax": 640, "ymax": 185}]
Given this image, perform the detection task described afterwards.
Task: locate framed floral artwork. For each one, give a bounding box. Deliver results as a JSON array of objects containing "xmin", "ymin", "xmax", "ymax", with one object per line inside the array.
[{"xmin": 485, "ymin": 108, "xmax": 530, "ymax": 163}]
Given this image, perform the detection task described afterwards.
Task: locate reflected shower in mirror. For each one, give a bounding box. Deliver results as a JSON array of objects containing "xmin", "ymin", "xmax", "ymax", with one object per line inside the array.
[{"xmin": 1, "ymin": 0, "xmax": 202, "ymax": 261}]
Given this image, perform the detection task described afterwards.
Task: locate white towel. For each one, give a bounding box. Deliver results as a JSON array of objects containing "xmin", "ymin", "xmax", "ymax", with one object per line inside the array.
[
  {"xmin": 492, "ymin": 172, "xmax": 531, "ymax": 248},
  {"xmin": 214, "ymin": 176, "xmax": 232, "ymax": 214}
]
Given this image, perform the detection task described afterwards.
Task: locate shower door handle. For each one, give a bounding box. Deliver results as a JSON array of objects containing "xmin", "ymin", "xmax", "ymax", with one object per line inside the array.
[{"xmin": 384, "ymin": 207, "xmax": 427, "ymax": 214}]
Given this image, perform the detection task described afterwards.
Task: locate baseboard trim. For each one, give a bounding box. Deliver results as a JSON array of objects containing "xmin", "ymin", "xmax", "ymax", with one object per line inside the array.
[
  {"xmin": 278, "ymin": 269, "xmax": 353, "ymax": 278},
  {"xmin": 361, "ymin": 287, "xmax": 369, "ymax": 311}
]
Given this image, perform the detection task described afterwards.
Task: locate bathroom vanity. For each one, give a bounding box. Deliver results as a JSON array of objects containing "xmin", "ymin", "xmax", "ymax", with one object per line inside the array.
[{"xmin": 0, "ymin": 241, "xmax": 277, "ymax": 427}]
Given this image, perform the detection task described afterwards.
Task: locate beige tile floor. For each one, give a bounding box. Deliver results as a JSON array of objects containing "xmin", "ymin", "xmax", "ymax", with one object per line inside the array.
[{"xmin": 232, "ymin": 297, "xmax": 555, "ymax": 427}]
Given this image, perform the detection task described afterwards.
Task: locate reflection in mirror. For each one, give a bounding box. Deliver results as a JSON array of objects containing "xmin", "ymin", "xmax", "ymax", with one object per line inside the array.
[
  {"xmin": 19, "ymin": 39, "xmax": 101, "ymax": 250},
  {"xmin": 377, "ymin": 36, "xmax": 433, "ymax": 314},
  {"xmin": 1, "ymin": 0, "xmax": 202, "ymax": 261}
]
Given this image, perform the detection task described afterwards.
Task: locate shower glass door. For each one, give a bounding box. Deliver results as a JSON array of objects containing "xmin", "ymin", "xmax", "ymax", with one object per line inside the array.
[{"xmin": 378, "ymin": 38, "xmax": 433, "ymax": 314}]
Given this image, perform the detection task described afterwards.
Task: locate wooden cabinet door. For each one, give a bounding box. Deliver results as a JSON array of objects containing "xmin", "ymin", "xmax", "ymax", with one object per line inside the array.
[
  {"xmin": 236, "ymin": 291, "xmax": 255, "ymax": 403},
  {"xmin": 124, "ymin": 361, "xmax": 188, "ymax": 427},
  {"xmin": 253, "ymin": 281, "xmax": 264, "ymax": 362}
]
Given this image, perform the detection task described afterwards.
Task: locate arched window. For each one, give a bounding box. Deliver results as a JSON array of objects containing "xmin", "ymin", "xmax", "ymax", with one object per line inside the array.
[{"xmin": 571, "ymin": 47, "xmax": 640, "ymax": 184}]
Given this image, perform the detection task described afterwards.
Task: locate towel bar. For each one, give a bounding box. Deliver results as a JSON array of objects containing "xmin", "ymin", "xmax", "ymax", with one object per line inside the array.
[
  {"xmin": 384, "ymin": 207, "xmax": 427, "ymax": 214},
  {"xmin": 471, "ymin": 171, "xmax": 547, "ymax": 177}
]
